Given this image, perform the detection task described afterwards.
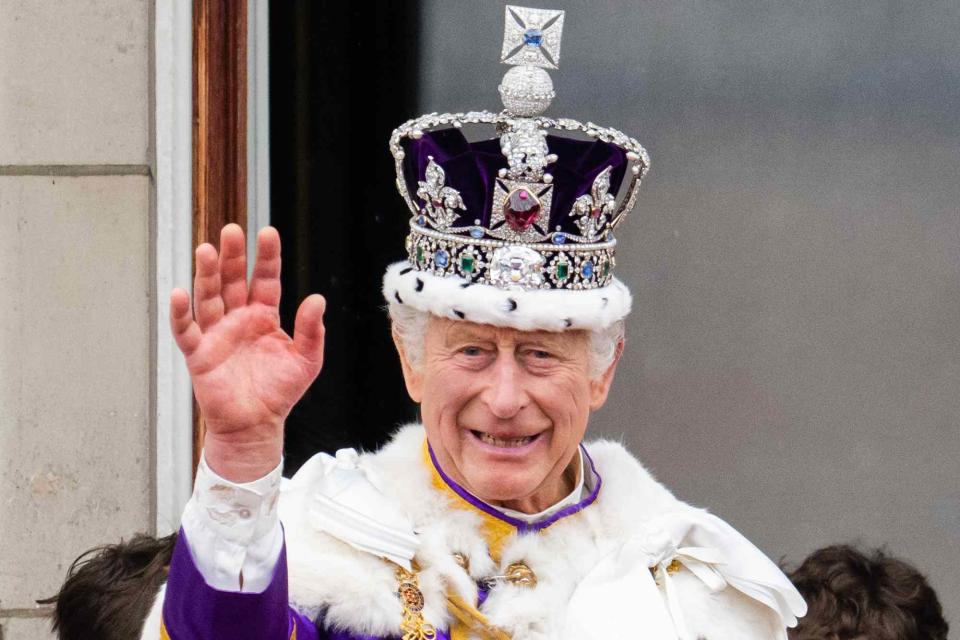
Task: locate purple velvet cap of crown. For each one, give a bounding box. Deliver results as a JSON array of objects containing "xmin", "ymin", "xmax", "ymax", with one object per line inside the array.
[{"xmin": 400, "ymin": 128, "xmax": 628, "ymax": 236}]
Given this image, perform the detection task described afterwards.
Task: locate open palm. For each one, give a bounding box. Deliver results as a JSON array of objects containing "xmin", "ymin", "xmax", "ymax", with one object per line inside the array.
[{"xmin": 169, "ymin": 224, "xmax": 325, "ymax": 479}]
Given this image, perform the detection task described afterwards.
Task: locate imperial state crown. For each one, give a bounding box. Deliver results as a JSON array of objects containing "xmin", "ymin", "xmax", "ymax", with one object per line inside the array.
[{"xmin": 383, "ymin": 5, "xmax": 649, "ymax": 331}]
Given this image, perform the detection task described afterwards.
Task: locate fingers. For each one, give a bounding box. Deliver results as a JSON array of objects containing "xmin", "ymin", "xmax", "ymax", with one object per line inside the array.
[
  {"xmin": 193, "ymin": 243, "xmax": 224, "ymax": 330},
  {"xmin": 170, "ymin": 288, "xmax": 202, "ymax": 356},
  {"xmin": 248, "ymin": 226, "xmax": 282, "ymax": 309},
  {"xmin": 293, "ymin": 294, "xmax": 327, "ymax": 367},
  {"xmin": 218, "ymin": 223, "xmax": 248, "ymax": 313}
]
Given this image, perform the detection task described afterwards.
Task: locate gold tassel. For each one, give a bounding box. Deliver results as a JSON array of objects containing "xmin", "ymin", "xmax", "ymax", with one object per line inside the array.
[{"xmin": 446, "ymin": 593, "xmax": 512, "ymax": 640}]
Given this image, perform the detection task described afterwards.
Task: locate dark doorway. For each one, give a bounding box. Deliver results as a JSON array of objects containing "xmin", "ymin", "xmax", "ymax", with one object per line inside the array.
[{"xmin": 269, "ymin": 2, "xmax": 421, "ymax": 476}]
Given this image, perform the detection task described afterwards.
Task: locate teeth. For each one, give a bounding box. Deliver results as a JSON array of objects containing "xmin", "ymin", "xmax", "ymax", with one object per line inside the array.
[{"xmin": 478, "ymin": 433, "xmax": 534, "ymax": 448}]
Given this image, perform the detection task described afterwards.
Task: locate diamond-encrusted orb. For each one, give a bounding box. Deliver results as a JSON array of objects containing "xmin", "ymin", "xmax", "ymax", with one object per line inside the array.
[
  {"xmin": 499, "ymin": 65, "xmax": 555, "ymax": 117},
  {"xmin": 503, "ymin": 187, "xmax": 541, "ymax": 232},
  {"xmin": 490, "ymin": 246, "xmax": 545, "ymax": 290}
]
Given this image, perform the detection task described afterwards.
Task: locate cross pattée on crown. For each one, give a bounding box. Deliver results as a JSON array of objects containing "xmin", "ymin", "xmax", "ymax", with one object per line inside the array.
[{"xmin": 499, "ymin": 5, "xmax": 565, "ymax": 70}]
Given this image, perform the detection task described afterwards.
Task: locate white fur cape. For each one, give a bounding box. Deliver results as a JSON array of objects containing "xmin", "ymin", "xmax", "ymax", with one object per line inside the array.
[{"xmin": 144, "ymin": 425, "xmax": 805, "ymax": 639}]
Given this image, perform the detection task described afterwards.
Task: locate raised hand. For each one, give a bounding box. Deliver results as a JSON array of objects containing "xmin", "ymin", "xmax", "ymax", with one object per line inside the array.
[{"xmin": 169, "ymin": 224, "xmax": 326, "ymax": 481}]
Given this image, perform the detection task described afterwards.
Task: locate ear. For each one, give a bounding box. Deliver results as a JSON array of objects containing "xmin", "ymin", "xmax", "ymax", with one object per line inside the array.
[
  {"xmin": 391, "ymin": 326, "xmax": 424, "ymax": 403},
  {"xmin": 589, "ymin": 338, "xmax": 624, "ymax": 411}
]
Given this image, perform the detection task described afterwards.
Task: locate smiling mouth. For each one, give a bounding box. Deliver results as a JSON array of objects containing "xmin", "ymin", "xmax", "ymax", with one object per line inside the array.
[{"xmin": 471, "ymin": 430, "xmax": 539, "ymax": 448}]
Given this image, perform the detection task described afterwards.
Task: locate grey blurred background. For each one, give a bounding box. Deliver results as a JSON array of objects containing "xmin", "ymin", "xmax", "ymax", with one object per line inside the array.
[{"xmin": 422, "ymin": 0, "xmax": 960, "ymax": 624}]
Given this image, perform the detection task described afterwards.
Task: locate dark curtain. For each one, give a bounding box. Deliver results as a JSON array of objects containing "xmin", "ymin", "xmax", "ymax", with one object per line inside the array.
[{"xmin": 270, "ymin": 2, "xmax": 420, "ymax": 476}]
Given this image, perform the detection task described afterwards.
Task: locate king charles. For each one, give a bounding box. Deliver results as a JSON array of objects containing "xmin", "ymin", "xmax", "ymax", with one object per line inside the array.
[{"xmin": 57, "ymin": 7, "xmax": 806, "ymax": 640}]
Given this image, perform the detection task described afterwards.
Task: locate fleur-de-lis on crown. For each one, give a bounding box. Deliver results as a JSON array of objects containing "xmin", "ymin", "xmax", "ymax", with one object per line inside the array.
[
  {"xmin": 417, "ymin": 157, "xmax": 466, "ymax": 230},
  {"xmin": 570, "ymin": 166, "xmax": 616, "ymax": 241}
]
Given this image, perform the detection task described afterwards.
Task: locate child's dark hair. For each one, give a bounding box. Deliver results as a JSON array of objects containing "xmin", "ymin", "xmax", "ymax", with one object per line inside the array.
[
  {"xmin": 788, "ymin": 544, "xmax": 948, "ymax": 640},
  {"xmin": 42, "ymin": 533, "xmax": 176, "ymax": 640}
]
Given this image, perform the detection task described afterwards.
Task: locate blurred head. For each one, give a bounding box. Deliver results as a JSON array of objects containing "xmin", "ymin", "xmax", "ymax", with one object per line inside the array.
[
  {"xmin": 390, "ymin": 306, "xmax": 623, "ymax": 513},
  {"xmin": 788, "ymin": 544, "xmax": 948, "ymax": 640}
]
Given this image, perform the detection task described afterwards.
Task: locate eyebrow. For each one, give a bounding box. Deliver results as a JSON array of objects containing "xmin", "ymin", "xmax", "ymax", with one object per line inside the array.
[
  {"xmin": 443, "ymin": 327, "xmax": 575, "ymax": 351},
  {"xmin": 442, "ymin": 327, "xmax": 496, "ymax": 345},
  {"xmin": 518, "ymin": 335, "xmax": 574, "ymax": 351}
]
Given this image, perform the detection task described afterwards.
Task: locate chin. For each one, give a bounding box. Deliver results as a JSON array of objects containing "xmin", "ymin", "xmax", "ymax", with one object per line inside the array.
[
  {"xmin": 455, "ymin": 428, "xmax": 554, "ymax": 499},
  {"xmin": 463, "ymin": 464, "xmax": 541, "ymax": 503}
]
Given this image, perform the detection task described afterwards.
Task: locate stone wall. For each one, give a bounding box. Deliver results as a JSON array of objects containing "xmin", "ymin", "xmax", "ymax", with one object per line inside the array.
[{"xmin": 0, "ymin": 1, "xmax": 153, "ymax": 637}]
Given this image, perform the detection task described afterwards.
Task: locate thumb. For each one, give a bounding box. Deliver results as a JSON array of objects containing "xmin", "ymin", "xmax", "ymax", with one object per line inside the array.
[{"xmin": 293, "ymin": 294, "xmax": 326, "ymax": 368}]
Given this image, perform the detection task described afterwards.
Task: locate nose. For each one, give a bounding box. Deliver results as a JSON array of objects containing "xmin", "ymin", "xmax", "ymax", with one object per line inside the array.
[{"xmin": 482, "ymin": 350, "xmax": 529, "ymax": 419}]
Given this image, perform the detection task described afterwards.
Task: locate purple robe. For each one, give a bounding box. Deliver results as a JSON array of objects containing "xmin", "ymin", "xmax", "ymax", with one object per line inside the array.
[{"xmin": 162, "ymin": 529, "xmax": 449, "ymax": 640}]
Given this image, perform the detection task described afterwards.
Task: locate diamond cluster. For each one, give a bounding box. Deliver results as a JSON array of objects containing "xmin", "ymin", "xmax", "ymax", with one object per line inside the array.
[{"xmin": 499, "ymin": 118, "xmax": 557, "ymax": 182}]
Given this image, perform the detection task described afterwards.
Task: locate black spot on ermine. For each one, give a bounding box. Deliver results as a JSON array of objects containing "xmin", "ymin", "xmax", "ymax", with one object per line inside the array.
[
  {"xmin": 506, "ymin": 298, "xmax": 518, "ymax": 311},
  {"xmin": 394, "ymin": 291, "xmax": 403, "ymax": 304},
  {"xmin": 415, "ymin": 278, "xmax": 424, "ymax": 292},
  {"xmin": 453, "ymin": 309, "xmax": 465, "ymax": 319},
  {"xmin": 399, "ymin": 267, "xmax": 413, "ymax": 275}
]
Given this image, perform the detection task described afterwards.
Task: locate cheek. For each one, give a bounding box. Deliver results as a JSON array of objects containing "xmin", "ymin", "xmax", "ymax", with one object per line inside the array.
[
  {"xmin": 420, "ymin": 367, "xmax": 476, "ymax": 429},
  {"xmin": 531, "ymin": 373, "xmax": 592, "ymax": 433}
]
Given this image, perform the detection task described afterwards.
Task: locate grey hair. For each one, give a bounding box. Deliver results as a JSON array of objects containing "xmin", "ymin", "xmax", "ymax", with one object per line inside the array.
[{"xmin": 388, "ymin": 304, "xmax": 624, "ymax": 379}]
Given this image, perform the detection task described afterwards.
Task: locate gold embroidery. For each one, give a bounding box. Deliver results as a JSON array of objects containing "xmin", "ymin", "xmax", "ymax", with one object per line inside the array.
[{"xmin": 396, "ymin": 565, "xmax": 437, "ymax": 640}]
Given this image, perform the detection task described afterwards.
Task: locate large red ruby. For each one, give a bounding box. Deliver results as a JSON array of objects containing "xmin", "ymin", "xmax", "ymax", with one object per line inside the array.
[{"xmin": 504, "ymin": 189, "xmax": 540, "ymax": 232}]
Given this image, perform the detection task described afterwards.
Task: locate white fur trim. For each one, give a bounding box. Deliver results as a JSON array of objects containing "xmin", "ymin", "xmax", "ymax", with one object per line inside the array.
[
  {"xmin": 382, "ymin": 261, "xmax": 632, "ymax": 331},
  {"xmin": 139, "ymin": 583, "xmax": 165, "ymax": 640},
  {"xmin": 279, "ymin": 425, "xmax": 797, "ymax": 639}
]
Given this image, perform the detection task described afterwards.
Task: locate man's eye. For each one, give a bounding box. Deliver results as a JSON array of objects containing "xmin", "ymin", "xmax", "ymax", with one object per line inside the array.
[
  {"xmin": 461, "ymin": 346, "xmax": 484, "ymax": 356},
  {"xmin": 530, "ymin": 349, "xmax": 553, "ymax": 359}
]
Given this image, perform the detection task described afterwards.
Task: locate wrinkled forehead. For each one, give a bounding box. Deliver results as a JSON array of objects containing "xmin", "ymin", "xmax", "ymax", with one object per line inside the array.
[{"xmin": 426, "ymin": 314, "xmax": 588, "ymax": 349}]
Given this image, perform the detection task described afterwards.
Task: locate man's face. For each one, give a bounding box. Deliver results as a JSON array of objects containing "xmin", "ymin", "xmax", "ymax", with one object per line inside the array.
[{"xmin": 395, "ymin": 316, "xmax": 619, "ymax": 513}]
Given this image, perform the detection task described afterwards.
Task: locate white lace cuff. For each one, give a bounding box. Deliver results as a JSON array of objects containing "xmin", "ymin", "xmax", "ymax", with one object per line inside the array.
[{"xmin": 180, "ymin": 452, "xmax": 284, "ymax": 593}]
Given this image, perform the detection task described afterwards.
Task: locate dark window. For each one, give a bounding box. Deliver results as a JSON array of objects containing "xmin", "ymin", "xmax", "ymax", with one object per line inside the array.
[{"xmin": 270, "ymin": 2, "xmax": 421, "ymax": 475}]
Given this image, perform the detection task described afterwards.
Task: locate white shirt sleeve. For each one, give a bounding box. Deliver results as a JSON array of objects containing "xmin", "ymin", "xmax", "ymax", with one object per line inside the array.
[{"xmin": 179, "ymin": 453, "xmax": 284, "ymax": 593}]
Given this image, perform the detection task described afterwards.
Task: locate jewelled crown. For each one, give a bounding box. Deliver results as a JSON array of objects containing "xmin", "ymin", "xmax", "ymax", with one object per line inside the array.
[{"xmin": 389, "ymin": 6, "xmax": 649, "ymax": 294}]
